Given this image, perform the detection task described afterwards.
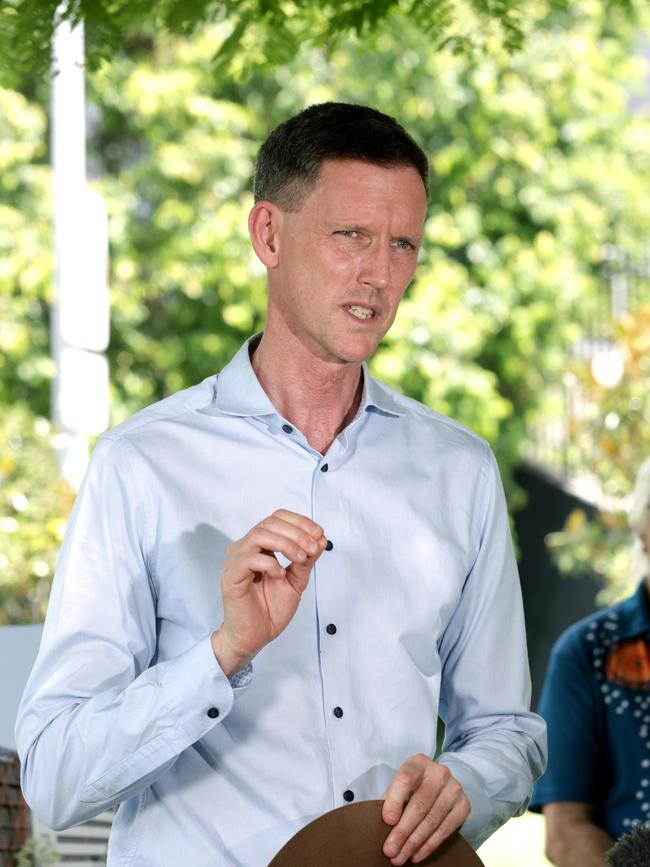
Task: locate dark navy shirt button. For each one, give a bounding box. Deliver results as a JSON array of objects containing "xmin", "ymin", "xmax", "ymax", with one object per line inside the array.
[
  {"xmin": 326, "ymin": 623, "xmax": 337, "ymax": 635},
  {"xmin": 281, "ymin": 424, "xmax": 293, "ymax": 434},
  {"xmin": 320, "ymin": 463, "xmax": 329, "ymax": 472},
  {"xmin": 333, "ymin": 706, "xmax": 343, "ymax": 718},
  {"xmin": 343, "ymin": 790, "xmax": 354, "ymax": 802},
  {"xmin": 207, "ymin": 707, "xmax": 219, "ymax": 719},
  {"xmin": 325, "ymin": 540, "xmax": 333, "ymax": 551}
]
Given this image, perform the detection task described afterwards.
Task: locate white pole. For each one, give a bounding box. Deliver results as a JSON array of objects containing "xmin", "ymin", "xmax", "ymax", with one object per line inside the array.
[{"xmin": 51, "ymin": 11, "xmax": 110, "ymax": 489}]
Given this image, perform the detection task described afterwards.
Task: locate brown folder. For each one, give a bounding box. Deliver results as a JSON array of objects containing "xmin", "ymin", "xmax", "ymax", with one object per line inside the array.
[{"xmin": 268, "ymin": 799, "xmax": 485, "ymax": 866}]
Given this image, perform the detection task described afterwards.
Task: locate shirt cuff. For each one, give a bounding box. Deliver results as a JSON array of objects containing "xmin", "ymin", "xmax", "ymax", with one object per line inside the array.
[
  {"xmin": 81, "ymin": 636, "xmax": 236, "ymax": 805},
  {"xmin": 161, "ymin": 635, "xmax": 237, "ymax": 746},
  {"xmin": 436, "ymin": 755, "xmax": 526, "ymax": 849}
]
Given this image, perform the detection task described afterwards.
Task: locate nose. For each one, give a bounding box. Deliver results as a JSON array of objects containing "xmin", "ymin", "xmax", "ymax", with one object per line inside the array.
[{"xmin": 359, "ymin": 243, "xmax": 391, "ymax": 290}]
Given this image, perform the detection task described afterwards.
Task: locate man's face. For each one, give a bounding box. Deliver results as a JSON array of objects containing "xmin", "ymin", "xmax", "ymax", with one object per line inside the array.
[{"xmin": 265, "ymin": 158, "xmax": 427, "ymax": 365}]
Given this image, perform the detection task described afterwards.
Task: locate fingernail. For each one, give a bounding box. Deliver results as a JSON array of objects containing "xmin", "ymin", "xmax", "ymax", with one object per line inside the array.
[{"xmin": 385, "ymin": 842, "xmax": 398, "ymax": 857}]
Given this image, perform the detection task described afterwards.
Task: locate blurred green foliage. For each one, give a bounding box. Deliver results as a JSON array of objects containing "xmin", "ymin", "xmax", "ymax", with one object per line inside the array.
[
  {"xmin": 15, "ymin": 835, "xmax": 60, "ymax": 867},
  {"xmin": 0, "ymin": 88, "xmax": 52, "ymax": 415},
  {"xmin": 0, "ymin": 406, "xmax": 74, "ymax": 624},
  {"xmin": 547, "ymin": 304, "xmax": 650, "ymax": 603},
  {"xmin": 4, "ymin": 0, "xmax": 640, "ymax": 89},
  {"xmin": 1, "ymin": 0, "xmax": 650, "ymax": 621}
]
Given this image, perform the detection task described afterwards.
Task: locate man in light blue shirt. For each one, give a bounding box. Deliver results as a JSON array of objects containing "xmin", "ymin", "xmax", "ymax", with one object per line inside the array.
[{"xmin": 17, "ymin": 103, "xmax": 546, "ymax": 866}]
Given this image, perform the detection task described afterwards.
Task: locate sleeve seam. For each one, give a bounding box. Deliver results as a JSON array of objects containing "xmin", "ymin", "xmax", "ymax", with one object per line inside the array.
[{"xmin": 466, "ymin": 441, "xmax": 492, "ymax": 577}]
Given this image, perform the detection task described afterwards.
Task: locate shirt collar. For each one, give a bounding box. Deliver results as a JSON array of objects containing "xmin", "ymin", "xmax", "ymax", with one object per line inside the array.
[{"xmin": 210, "ymin": 333, "xmax": 405, "ymax": 419}]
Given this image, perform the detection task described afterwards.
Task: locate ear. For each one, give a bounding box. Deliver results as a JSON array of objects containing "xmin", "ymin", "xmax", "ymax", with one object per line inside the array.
[{"xmin": 248, "ymin": 200, "xmax": 281, "ymax": 268}]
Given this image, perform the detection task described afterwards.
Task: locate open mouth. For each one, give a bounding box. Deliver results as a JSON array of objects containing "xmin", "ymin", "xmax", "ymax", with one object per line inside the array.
[{"xmin": 344, "ymin": 304, "xmax": 375, "ymax": 321}]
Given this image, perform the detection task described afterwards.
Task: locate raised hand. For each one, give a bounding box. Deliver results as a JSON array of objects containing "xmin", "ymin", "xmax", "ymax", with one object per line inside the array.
[{"xmin": 211, "ymin": 509, "xmax": 327, "ymax": 675}]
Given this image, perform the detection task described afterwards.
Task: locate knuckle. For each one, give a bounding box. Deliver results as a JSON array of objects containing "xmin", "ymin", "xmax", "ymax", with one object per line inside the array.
[
  {"xmin": 437, "ymin": 764, "xmax": 451, "ymax": 782},
  {"xmin": 410, "ymin": 797, "xmax": 429, "ymax": 819},
  {"xmin": 422, "ymin": 811, "xmax": 438, "ymax": 829},
  {"xmin": 395, "ymin": 770, "xmax": 412, "ymax": 786}
]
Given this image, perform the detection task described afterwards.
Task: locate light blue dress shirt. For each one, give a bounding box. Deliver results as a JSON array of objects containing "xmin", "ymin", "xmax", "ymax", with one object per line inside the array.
[{"xmin": 16, "ymin": 335, "xmax": 546, "ymax": 866}]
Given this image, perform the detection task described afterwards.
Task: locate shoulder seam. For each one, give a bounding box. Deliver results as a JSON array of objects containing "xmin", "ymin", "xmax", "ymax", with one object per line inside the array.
[{"xmin": 373, "ymin": 381, "xmax": 487, "ymax": 447}]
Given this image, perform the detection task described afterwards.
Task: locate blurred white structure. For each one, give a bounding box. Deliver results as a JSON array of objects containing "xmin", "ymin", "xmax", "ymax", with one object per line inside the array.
[{"xmin": 51, "ymin": 13, "xmax": 110, "ymax": 489}]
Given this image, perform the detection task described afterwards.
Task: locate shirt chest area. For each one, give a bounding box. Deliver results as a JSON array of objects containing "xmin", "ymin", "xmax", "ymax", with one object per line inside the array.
[{"xmin": 145, "ymin": 421, "xmax": 476, "ymax": 649}]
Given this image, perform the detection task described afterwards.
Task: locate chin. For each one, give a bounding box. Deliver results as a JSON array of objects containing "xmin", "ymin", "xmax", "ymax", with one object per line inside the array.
[
  {"xmin": 337, "ymin": 343, "xmax": 378, "ymax": 364},
  {"xmin": 339, "ymin": 332, "xmax": 385, "ymax": 362}
]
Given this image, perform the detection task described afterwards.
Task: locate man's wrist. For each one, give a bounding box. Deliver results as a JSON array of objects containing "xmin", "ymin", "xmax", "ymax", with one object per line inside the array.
[{"xmin": 210, "ymin": 629, "xmax": 251, "ymax": 678}]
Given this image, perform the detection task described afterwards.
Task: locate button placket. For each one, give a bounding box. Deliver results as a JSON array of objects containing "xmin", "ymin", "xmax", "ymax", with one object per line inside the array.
[{"xmin": 312, "ymin": 446, "xmax": 352, "ymax": 810}]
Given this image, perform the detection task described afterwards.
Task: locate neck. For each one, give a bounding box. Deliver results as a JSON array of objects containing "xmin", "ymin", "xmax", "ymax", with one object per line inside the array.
[{"xmin": 250, "ymin": 327, "xmax": 363, "ymax": 455}]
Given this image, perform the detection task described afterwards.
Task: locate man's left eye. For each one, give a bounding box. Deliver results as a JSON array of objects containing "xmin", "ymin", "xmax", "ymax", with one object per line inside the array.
[{"xmin": 393, "ymin": 239, "xmax": 415, "ymax": 251}]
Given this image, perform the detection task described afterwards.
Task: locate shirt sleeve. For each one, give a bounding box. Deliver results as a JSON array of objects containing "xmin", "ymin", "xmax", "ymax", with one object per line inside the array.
[
  {"xmin": 15, "ymin": 435, "xmax": 243, "ymax": 831},
  {"xmin": 529, "ymin": 625, "xmax": 604, "ymax": 810},
  {"xmin": 435, "ymin": 445, "xmax": 547, "ymax": 849}
]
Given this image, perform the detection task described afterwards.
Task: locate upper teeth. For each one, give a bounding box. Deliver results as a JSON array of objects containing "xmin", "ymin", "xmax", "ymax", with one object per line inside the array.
[{"xmin": 347, "ymin": 305, "xmax": 373, "ymax": 320}]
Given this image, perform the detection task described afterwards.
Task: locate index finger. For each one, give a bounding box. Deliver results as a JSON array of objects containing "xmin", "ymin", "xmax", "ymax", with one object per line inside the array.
[
  {"xmin": 381, "ymin": 761, "xmax": 425, "ymax": 826},
  {"xmin": 268, "ymin": 509, "xmax": 325, "ymax": 540}
]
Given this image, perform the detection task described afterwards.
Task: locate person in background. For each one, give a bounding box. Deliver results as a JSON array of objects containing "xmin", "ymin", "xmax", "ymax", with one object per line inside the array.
[
  {"xmin": 16, "ymin": 102, "xmax": 545, "ymax": 867},
  {"xmin": 532, "ymin": 457, "xmax": 650, "ymax": 867},
  {"xmin": 608, "ymin": 822, "xmax": 650, "ymax": 867}
]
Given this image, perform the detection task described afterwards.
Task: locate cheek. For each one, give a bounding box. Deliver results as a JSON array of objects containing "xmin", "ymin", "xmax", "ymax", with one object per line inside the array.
[
  {"xmin": 397, "ymin": 258, "xmax": 418, "ymax": 287},
  {"xmin": 325, "ymin": 250, "xmax": 359, "ymax": 280}
]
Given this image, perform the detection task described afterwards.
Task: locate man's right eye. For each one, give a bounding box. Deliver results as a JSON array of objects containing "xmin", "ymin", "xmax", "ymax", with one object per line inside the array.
[{"xmin": 336, "ymin": 229, "xmax": 360, "ymax": 239}]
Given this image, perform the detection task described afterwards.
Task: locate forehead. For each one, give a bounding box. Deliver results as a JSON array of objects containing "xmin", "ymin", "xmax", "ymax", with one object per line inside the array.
[{"xmin": 301, "ymin": 158, "xmax": 428, "ymax": 223}]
